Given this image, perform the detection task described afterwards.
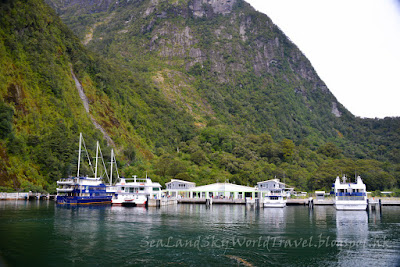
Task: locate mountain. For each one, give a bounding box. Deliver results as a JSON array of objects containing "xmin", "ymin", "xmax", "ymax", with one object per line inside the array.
[
  {"xmin": 0, "ymin": 0, "xmax": 196, "ymax": 192},
  {"xmin": 1, "ymin": 0, "xmax": 399, "ymax": 193},
  {"xmin": 46, "ymin": 0, "xmax": 400, "ymax": 154}
]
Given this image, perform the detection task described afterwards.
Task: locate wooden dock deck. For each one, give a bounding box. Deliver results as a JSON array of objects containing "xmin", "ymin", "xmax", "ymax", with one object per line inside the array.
[
  {"xmin": 380, "ymin": 198, "xmax": 400, "ymax": 206},
  {"xmin": 313, "ymin": 199, "xmax": 334, "ymax": 205},
  {"xmin": 177, "ymin": 198, "xmax": 246, "ymax": 204},
  {"xmin": 286, "ymin": 199, "xmax": 310, "ymax": 205}
]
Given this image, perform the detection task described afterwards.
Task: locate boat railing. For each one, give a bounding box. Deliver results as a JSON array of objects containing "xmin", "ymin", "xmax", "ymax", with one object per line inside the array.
[
  {"xmin": 121, "ymin": 178, "xmax": 149, "ymax": 183},
  {"xmin": 336, "ymin": 192, "xmax": 366, "ymax": 197},
  {"xmin": 336, "ymin": 196, "xmax": 366, "ymax": 201},
  {"xmin": 57, "ymin": 178, "xmax": 75, "ymax": 184}
]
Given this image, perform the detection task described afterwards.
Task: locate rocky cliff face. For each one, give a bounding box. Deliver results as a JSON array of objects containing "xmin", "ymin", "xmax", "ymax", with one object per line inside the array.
[
  {"xmin": 190, "ymin": 0, "xmax": 237, "ymax": 17},
  {"xmin": 47, "ymin": 0, "xmax": 350, "ymax": 139}
]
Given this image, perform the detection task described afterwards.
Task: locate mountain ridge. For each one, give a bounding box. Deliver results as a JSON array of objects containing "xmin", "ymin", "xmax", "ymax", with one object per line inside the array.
[{"xmin": 0, "ymin": 0, "xmax": 399, "ymax": 193}]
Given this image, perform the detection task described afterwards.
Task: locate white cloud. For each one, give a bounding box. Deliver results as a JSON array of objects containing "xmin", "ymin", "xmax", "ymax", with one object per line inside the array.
[{"xmin": 247, "ymin": 0, "xmax": 400, "ymax": 118}]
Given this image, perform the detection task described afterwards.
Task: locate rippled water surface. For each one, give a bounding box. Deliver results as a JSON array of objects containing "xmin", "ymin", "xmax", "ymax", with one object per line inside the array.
[{"xmin": 0, "ymin": 201, "xmax": 399, "ymax": 266}]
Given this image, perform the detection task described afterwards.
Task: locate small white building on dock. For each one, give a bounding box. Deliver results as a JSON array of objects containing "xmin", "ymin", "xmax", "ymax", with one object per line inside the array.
[
  {"xmin": 164, "ymin": 179, "xmax": 294, "ymax": 201},
  {"xmin": 257, "ymin": 179, "xmax": 293, "ymax": 197},
  {"xmin": 315, "ymin": 191, "xmax": 325, "ymax": 201},
  {"xmin": 190, "ymin": 183, "xmax": 258, "ymax": 199},
  {"xmin": 165, "ymin": 179, "xmax": 196, "ymax": 198}
]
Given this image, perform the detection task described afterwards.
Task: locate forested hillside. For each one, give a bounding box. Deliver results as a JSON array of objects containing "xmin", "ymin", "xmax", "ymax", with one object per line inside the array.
[{"xmin": 0, "ymin": 0, "xmax": 399, "ymax": 194}]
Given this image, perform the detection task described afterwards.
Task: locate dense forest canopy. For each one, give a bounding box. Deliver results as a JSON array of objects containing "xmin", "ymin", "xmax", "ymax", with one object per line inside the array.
[{"xmin": 0, "ymin": 0, "xmax": 399, "ymax": 195}]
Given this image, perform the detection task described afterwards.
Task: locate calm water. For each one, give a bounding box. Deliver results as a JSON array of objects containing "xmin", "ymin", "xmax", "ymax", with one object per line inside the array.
[{"xmin": 0, "ymin": 201, "xmax": 399, "ymax": 266}]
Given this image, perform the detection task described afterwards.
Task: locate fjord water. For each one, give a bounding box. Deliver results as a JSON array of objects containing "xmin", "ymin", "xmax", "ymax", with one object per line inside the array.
[{"xmin": 0, "ymin": 201, "xmax": 399, "ymax": 266}]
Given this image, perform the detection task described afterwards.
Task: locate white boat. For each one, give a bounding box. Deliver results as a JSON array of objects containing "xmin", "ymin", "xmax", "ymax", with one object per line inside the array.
[
  {"xmin": 112, "ymin": 176, "xmax": 162, "ymax": 206},
  {"xmin": 333, "ymin": 175, "xmax": 367, "ymax": 210},
  {"xmin": 263, "ymin": 189, "xmax": 287, "ymax": 208}
]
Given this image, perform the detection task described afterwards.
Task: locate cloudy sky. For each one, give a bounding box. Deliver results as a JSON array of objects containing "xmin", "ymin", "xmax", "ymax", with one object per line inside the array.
[{"xmin": 247, "ymin": 0, "xmax": 400, "ymax": 118}]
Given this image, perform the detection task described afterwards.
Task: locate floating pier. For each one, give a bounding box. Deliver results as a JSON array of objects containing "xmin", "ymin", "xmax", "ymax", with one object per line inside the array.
[
  {"xmin": 286, "ymin": 199, "xmax": 311, "ymax": 205},
  {"xmin": 177, "ymin": 198, "xmax": 246, "ymax": 205},
  {"xmin": 147, "ymin": 198, "xmax": 177, "ymax": 207},
  {"xmin": 313, "ymin": 199, "xmax": 334, "ymax": 205},
  {"xmin": 380, "ymin": 198, "xmax": 400, "ymax": 206},
  {"xmin": 368, "ymin": 198, "xmax": 381, "ymax": 211},
  {"xmin": 0, "ymin": 192, "xmax": 56, "ymax": 200}
]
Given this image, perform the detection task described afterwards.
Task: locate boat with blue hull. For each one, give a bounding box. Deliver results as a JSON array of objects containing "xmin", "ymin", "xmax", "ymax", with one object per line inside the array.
[
  {"xmin": 56, "ymin": 133, "xmax": 113, "ymax": 205},
  {"xmin": 56, "ymin": 177, "xmax": 112, "ymax": 205}
]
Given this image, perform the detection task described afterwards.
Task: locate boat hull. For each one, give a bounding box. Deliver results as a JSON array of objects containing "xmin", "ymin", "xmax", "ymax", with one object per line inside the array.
[
  {"xmin": 334, "ymin": 201, "xmax": 367, "ymax": 211},
  {"xmin": 56, "ymin": 196, "xmax": 112, "ymax": 205},
  {"xmin": 112, "ymin": 195, "xmax": 147, "ymax": 207},
  {"xmin": 263, "ymin": 202, "xmax": 286, "ymax": 208}
]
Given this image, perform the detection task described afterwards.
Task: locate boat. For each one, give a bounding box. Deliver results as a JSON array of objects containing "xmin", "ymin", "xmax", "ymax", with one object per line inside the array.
[
  {"xmin": 112, "ymin": 175, "xmax": 162, "ymax": 206},
  {"xmin": 56, "ymin": 133, "xmax": 112, "ymax": 205},
  {"xmin": 263, "ymin": 188, "xmax": 287, "ymax": 208},
  {"xmin": 333, "ymin": 175, "xmax": 367, "ymax": 210},
  {"xmin": 56, "ymin": 177, "xmax": 112, "ymax": 205}
]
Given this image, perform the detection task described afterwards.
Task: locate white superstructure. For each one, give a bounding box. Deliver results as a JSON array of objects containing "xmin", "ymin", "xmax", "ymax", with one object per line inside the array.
[
  {"xmin": 257, "ymin": 179, "xmax": 289, "ymax": 208},
  {"xmin": 334, "ymin": 175, "xmax": 367, "ymax": 210},
  {"xmin": 262, "ymin": 189, "xmax": 287, "ymax": 208},
  {"xmin": 112, "ymin": 176, "xmax": 162, "ymax": 206}
]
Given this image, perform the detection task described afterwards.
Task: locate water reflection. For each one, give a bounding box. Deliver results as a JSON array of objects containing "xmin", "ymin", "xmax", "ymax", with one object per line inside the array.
[
  {"xmin": 335, "ymin": 211, "xmax": 383, "ymax": 266},
  {"xmin": 0, "ymin": 202, "xmax": 399, "ymax": 266},
  {"xmin": 261, "ymin": 208, "xmax": 287, "ymax": 230},
  {"xmin": 336, "ymin": 210, "xmax": 368, "ymax": 243}
]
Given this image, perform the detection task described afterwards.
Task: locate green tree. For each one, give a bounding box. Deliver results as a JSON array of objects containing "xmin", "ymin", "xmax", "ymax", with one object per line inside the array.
[
  {"xmin": 317, "ymin": 142, "xmax": 341, "ymax": 158},
  {"xmin": 281, "ymin": 139, "xmax": 295, "ymax": 161},
  {"xmin": 0, "ymin": 102, "xmax": 14, "ymax": 139}
]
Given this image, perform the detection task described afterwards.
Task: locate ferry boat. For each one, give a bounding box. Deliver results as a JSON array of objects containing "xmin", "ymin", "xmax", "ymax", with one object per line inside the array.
[
  {"xmin": 333, "ymin": 175, "xmax": 367, "ymax": 210},
  {"xmin": 56, "ymin": 177, "xmax": 112, "ymax": 205},
  {"xmin": 263, "ymin": 189, "xmax": 287, "ymax": 208},
  {"xmin": 112, "ymin": 176, "xmax": 162, "ymax": 206},
  {"xmin": 56, "ymin": 133, "xmax": 112, "ymax": 205}
]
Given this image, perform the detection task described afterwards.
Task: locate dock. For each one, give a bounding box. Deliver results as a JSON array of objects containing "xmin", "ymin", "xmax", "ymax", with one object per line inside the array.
[
  {"xmin": 177, "ymin": 198, "xmax": 246, "ymax": 204},
  {"xmin": 0, "ymin": 192, "xmax": 56, "ymax": 200},
  {"xmin": 313, "ymin": 199, "xmax": 334, "ymax": 205},
  {"xmin": 286, "ymin": 198, "xmax": 311, "ymax": 205},
  {"xmin": 380, "ymin": 198, "xmax": 400, "ymax": 206},
  {"xmin": 147, "ymin": 198, "xmax": 177, "ymax": 207}
]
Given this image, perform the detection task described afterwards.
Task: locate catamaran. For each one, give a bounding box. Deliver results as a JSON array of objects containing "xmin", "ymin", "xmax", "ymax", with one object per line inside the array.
[
  {"xmin": 56, "ymin": 133, "xmax": 112, "ymax": 205},
  {"xmin": 333, "ymin": 175, "xmax": 367, "ymax": 210}
]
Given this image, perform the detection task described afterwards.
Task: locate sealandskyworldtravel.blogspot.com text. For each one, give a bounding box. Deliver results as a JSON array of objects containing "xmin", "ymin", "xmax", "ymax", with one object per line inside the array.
[{"xmin": 140, "ymin": 234, "xmax": 390, "ymax": 252}]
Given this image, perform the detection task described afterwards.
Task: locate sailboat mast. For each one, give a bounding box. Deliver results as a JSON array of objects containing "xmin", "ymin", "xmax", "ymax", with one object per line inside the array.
[
  {"xmin": 77, "ymin": 132, "xmax": 82, "ymax": 177},
  {"xmin": 95, "ymin": 141, "xmax": 99, "ymax": 179},
  {"xmin": 110, "ymin": 149, "xmax": 114, "ymax": 186}
]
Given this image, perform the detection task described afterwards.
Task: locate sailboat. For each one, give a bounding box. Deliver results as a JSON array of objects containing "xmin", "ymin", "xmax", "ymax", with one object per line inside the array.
[{"xmin": 56, "ymin": 133, "xmax": 112, "ymax": 205}]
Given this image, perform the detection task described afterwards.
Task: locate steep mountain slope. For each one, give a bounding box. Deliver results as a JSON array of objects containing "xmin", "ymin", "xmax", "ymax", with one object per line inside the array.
[
  {"xmin": 47, "ymin": 0, "xmax": 400, "ymax": 158},
  {"xmin": 0, "ymin": 0, "xmax": 196, "ymax": 191},
  {"xmin": 1, "ymin": 0, "xmax": 399, "ymax": 193}
]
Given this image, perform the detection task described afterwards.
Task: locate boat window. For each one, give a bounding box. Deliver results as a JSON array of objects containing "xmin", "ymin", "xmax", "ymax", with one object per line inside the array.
[
  {"xmin": 153, "ymin": 188, "xmax": 160, "ymax": 191},
  {"xmin": 139, "ymin": 187, "xmax": 144, "ymax": 191}
]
